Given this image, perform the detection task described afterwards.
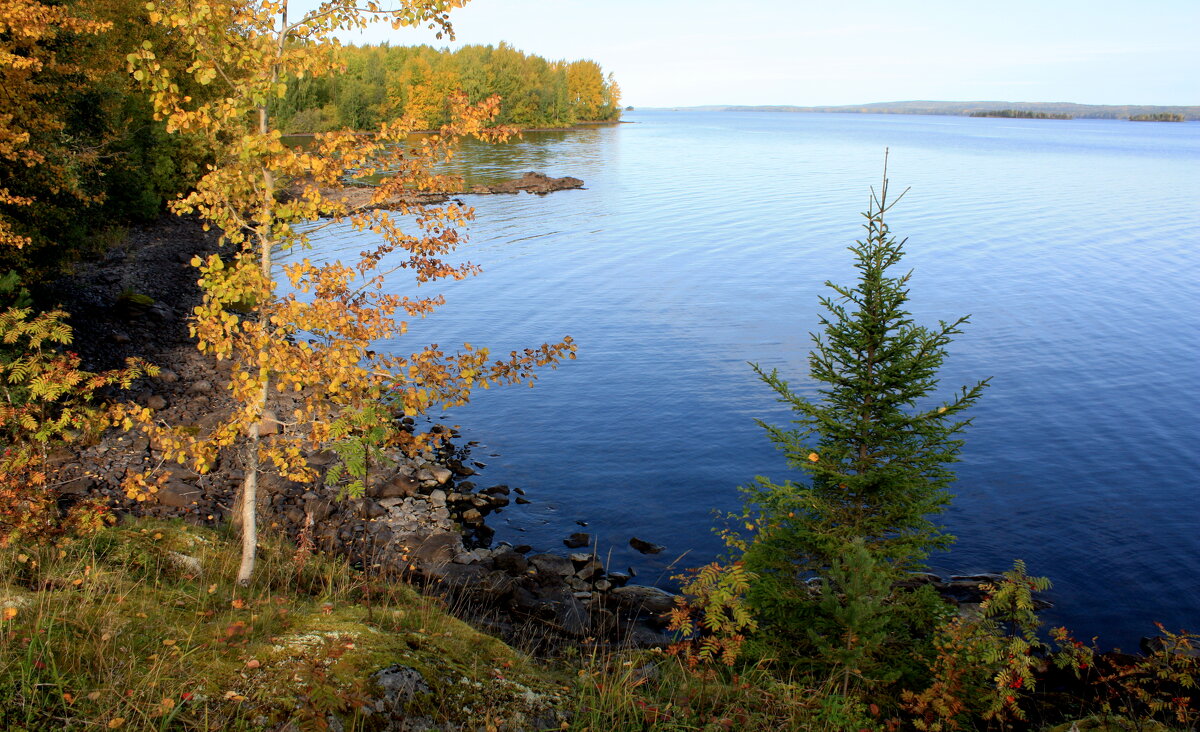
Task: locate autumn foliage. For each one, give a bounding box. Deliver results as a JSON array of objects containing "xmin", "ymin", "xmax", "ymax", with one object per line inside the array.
[{"xmin": 122, "ymin": 0, "xmax": 575, "ymax": 583}]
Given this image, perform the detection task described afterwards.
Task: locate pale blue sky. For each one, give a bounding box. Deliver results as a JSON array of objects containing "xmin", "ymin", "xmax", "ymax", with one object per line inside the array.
[{"xmin": 331, "ymin": 0, "xmax": 1198, "ymax": 107}]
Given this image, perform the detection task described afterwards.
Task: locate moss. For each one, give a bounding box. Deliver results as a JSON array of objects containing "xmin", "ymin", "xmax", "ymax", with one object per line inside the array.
[{"xmin": 0, "ymin": 518, "xmax": 567, "ymax": 730}]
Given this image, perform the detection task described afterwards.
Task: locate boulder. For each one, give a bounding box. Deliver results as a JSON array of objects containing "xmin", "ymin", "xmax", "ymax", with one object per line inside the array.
[
  {"xmin": 493, "ymin": 550, "xmax": 529, "ymax": 575},
  {"xmin": 564, "ymin": 532, "xmax": 591, "ymax": 549},
  {"xmin": 158, "ymin": 482, "xmax": 203, "ymax": 508},
  {"xmin": 369, "ymin": 475, "xmax": 418, "ymax": 499},
  {"xmin": 370, "ymin": 664, "xmax": 431, "ymax": 718},
  {"xmin": 629, "ymin": 537, "xmax": 665, "ymax": 555},
  {"xmin": 529, "ymin": 553, "xmax": 575, "ymax": 577},
  {"xmin": 610, "ymin": 585, "xmax": 677, "ymax": 615}
]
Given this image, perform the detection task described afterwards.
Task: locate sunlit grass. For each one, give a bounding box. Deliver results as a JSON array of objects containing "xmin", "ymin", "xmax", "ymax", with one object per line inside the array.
[{"xmin": 0, "ymin": 519, "xmax": 565, "ymax": 730}]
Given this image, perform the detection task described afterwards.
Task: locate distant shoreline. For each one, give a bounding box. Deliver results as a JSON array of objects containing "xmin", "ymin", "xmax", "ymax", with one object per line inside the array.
[
  {"xmin": 281, "ymin": 119, "xmax": 629, "ymax": 138},
  {"xmin": 638, "ymin": 101, "xmax": 1199, "ymax": 122}
]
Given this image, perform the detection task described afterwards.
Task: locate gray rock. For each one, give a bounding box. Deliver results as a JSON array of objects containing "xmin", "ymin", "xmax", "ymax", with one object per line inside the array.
[
  {"xmin": 629, "ymin": 537, "xmax": 665, "ymax": 555},
  {"xmin": 304, "ymin": 497, "xmax": 334, "ymax": 521},
  {"xmin": 574, "ymin": 558, "xmax": 604, "ymax": 580},
  {"xmin": 167, "ymin": 551, "xmax": 203, "ymax": 577},
  {"xmin": 529, "ymin": 553, "xmax": 575, "ymax": 577},
  {"xmin": 158, "ymin": 482, "xmax": 203, "ymax": 508},
  {"xmin": 610, "ymin": 585, "xmax": 677, "ymax": 615},
  {"xmin": 564, "ymin": 532, "xmax": 591, "ymax": 549},
  {"xmin": 556, "ymin": 595, "xmax": 592, "ymax": 637},
  {"xmin": 493, "ymin": 550, "xmax": 528, "ymax": 575},
  {"xmin": 370, "ymin": 664, "xmax": 430, "ymax": 716},
  {"xmin": 397, "ymin": 532, "xmax": 462, "ymax": 569},
  {"xmin": 369, "ymin": 474, "xmax": 418, "ymax": 499},
  {"xmin": 187, "ymin": 380, "xmax": 213, "ymax": 395},
  {"xmin": 255, "ymin": 409, "xmax": 280, "ymax": 436}
]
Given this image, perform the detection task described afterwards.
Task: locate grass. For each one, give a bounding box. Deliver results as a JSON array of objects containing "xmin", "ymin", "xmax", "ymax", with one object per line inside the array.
[
  {"xmin": 3, "ymin": 518, "xmax": 1193, "ymax": 731},
  {"xmin": 0, "ymin": 518, "xmax": 569, "ymax": 730}
]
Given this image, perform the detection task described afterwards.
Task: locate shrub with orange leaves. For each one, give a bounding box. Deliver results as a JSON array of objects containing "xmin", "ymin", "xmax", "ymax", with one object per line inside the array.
[{"xmin": 1, "ymin": 305, "xmax": 153, "ymax": 545}]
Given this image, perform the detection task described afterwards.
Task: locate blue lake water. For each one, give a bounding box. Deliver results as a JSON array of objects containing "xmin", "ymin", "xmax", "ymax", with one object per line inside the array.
[{"xmin": 294, "ymin": 111, "xmax": 1200, "ymax": 648}]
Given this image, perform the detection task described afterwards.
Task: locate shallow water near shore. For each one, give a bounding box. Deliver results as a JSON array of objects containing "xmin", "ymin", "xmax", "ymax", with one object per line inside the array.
[{"xmin": 287, "ymin": 110, "xmax": 1200, "ymax": 648}]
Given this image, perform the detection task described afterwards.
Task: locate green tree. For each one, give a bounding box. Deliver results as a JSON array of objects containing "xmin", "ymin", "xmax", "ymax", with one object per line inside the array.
[{"xmin": 736, "ymin": 161, "xmax": 988, "ymax": 681}]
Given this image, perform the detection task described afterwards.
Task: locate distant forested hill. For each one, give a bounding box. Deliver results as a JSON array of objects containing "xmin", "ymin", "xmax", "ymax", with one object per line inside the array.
[
  {"xmin": 661, "ymin": 101, "xmax": 1199, "ymax": 121},
  {"xmin": 275, "ymin": 43, "xmax": 622, "ymax": 133}
]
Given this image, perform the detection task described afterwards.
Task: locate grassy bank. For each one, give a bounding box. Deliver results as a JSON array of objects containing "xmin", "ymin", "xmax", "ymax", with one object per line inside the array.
[
  {"xmin": 3, "ymin": 517, "xmax": 1196, "ymax": 731},
  {"xmin": 0, "ymin": 519, "xmax": 569, "ymax": 730}
]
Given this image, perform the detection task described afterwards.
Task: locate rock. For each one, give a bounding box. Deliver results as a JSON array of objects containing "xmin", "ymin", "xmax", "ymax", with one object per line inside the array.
[
  {"xmin": 370, "ymin": 665, "xmax": 430, "ymax": 716},
  {"xmin": 594, "ymin": 579, "xmax": 612, "ymax": 592},
  {"xmin": 483, "ymin": 485, "xmax": 509, "ymax": 496},
  {"xmin": 255, "ymin": 409, "xmax": 280, "ymax": 436},
  {"xmin": 428, "ymin": 465, "xmax": 453, "ymax": 484},
  {"xmin": 574, "ymin": 558, "xmax": 604, "ymax": 581},
  {"xmin": 460, "ymin": 508, "xmax": 483, "ymax": 524},
  {"xmin": 564, "ymin": 532, "xmax": 591, "ymax": 549},
  {"xmin": 529, "ymin": 553, "xmax": 575, "ymax": 577},
  {"xmin": 369, "ymin": 474, "xmax": 418, "ymax": 499},
  {"xmin": 474, "ymin": 171, "xmax": 585, "ymax": 196},
  {"xmin": 157, "ymin": 368, "xmax": 179, "ymax": 384},
  {"xmin": 555, "ymin": 594, "xmax": 592, "ymax": 636},
  {"xmin": 610, "ymin": 585, "xmax": 677, "ymax": 615},
  {"xmin": 949, "ymin": 573, "xmax": 1005, "ymax": 584},
  {"xmin": 453, "ymin": 549, "xmax": 488, "ymax": 565},
  {"xmin": 427, "ymin": 489, "xmax": 447, "ymax": 507},
  {"xmin": 568, "ymin": 552, "xmax": 592, "ymax": 563},
  {"xmin": 515, "ymin": 497, "xmax": 531, "ymax": 505},
  {"xmin": 624, "ymin": 625, "xmax": 675, "ymax": 648},
  {"xmin": 306, "ymin": 450, "xmax": 337, "ymax": 467},
  {"xmin": 478, "ymin": 571, "xmax": 517, "ymax": 597},
  {"xmin": 493, "ymin": 550, "xmax": 529, "ymax": 575},
  {"xmin": 606, "ymin": 571, "xmax": 631, "ymax": 587},
  {"xmin": 167, "ymin": 551, "xmax": 203, "ymax": 577},
  {"xmin": 304, "ymin": 497, "xmax": 334, "ymax": 521},
  {"xmin": 146, "ymin": 394, "xmax": 167, "ymax": 410},
  {"xmin": 356, "ymin": 500, "xmax": 386, "ymax": 519},
  {"xmin": 629, "ymin": 537, "xmax": 665, "ymax": 555},
  {"xmin": 259, "ymin": 472, "xmax": 299, "ymax": 495},
  {"xmin": 158, "ymin": 482, "xmax": 203, "ymax": 508},
  {"xmin": 397, "ymin": 532, "xmax": 462, "ymax": 569},
  {"xmin": 435, "ymin": 562, "xmax": 488, "ymax": 587},
  {"xmin": 187, "ymin": 380, "xmax": 213, "ymax": 395}
]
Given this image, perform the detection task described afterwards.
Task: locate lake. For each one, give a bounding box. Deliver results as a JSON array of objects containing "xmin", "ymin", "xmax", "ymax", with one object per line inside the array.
[{"xmin": 293, "ymin": 110, "xmax": 1200, "ymax": 648}]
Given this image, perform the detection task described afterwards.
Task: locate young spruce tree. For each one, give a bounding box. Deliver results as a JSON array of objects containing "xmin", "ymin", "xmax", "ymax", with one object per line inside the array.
[{"xmin": 737, "ymin": 160, "xmax": 989, "ymax": 684}]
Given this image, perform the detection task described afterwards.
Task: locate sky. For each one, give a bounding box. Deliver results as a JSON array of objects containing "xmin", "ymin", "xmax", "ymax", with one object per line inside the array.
[{"xmin": 333, "ymin": 0, "xmax": 1199, "ymax": 108}]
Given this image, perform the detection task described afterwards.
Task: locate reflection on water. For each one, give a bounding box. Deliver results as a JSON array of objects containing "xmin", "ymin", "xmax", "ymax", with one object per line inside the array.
[{"xmin": 283, "ymin": 111, "xmax": 1200, "ymax": 649}]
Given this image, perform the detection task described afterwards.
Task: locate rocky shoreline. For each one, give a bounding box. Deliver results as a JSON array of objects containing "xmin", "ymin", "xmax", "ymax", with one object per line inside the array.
[
  {"xmin": 38, "ymin": 184, "xmax": 675, "ymax": 653},
  {"xmin": 289, "ymin": 171, "xmax": 584, "ymax": 211},
  {"xmin": 36, "ymin": 179, "xmax": 1035, "ymax": 656}
]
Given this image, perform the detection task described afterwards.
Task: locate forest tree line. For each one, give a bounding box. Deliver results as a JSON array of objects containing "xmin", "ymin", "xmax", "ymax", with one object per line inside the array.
[
  {"xmin": 0, "ymin": 0, "xmax": 619, "ymax": 279},
  {"xmin": 274, "ymin": 43, "xmax": 623, "ymax": 133}
]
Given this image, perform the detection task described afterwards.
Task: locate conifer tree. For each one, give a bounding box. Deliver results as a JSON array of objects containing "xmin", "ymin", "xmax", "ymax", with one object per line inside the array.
[{"xmin": 737, "ymin": 159, "xmax": 988, "ymax": 679}]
